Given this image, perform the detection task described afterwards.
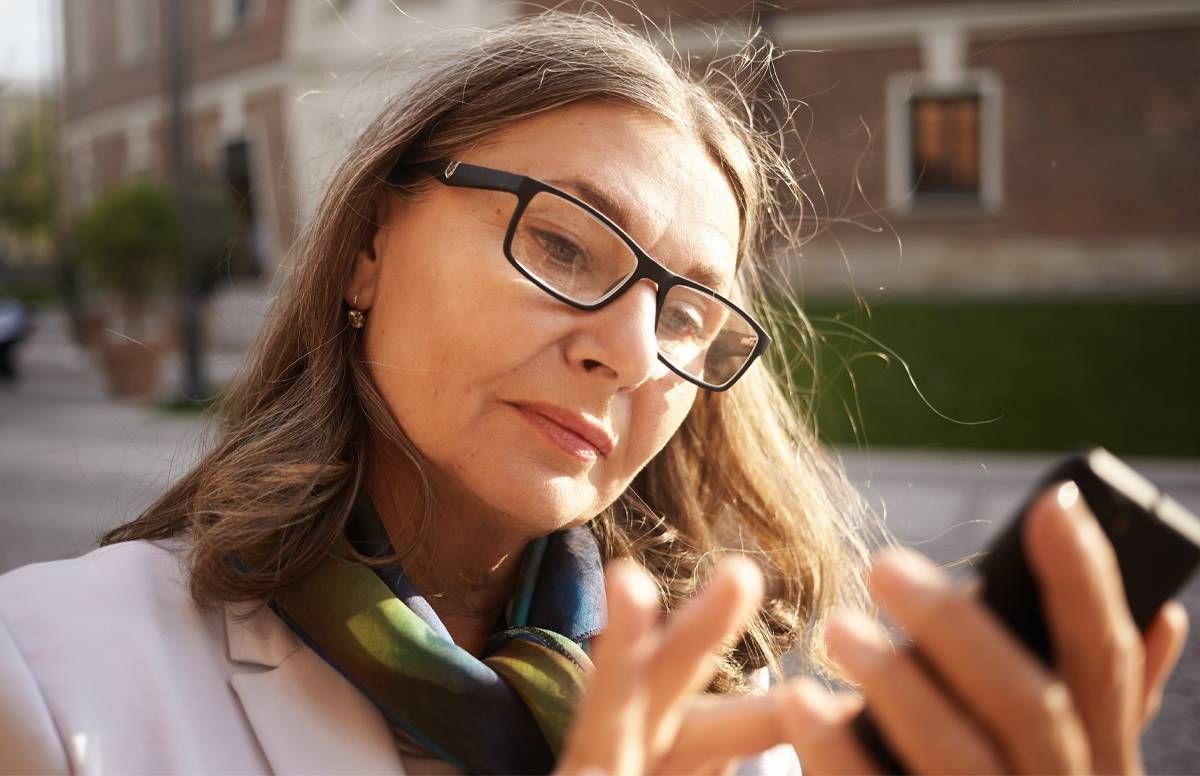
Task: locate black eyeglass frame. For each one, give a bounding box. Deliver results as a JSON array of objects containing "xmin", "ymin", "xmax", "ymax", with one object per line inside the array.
[{"xmin": 390, "ymin": 158, "xmax": 772, "ymax": 391}]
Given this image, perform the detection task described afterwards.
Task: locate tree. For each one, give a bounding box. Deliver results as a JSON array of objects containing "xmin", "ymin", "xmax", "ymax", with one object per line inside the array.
[
  {"xmin": 76, "ymin": 180, "xmax": 181, "ymax": 339},
  {"xmin": 0, "ymin": 108, "xmax": 57, "ymax": 244}
]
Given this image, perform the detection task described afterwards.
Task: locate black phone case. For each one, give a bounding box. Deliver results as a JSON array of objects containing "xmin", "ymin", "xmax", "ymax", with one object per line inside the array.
[{"xmin": 851, "ymin": 448, "xmax": 1200, "ymax": 774}]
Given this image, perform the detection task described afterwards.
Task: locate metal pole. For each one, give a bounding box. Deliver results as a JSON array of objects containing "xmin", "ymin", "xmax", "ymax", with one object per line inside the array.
[
  {"xmin": 47, "ymin": 0, "xmax": 85, "ymax": 345},
  {"xmin": 165, "ymin": 0, "xmax": 208, "ymax": 400}
]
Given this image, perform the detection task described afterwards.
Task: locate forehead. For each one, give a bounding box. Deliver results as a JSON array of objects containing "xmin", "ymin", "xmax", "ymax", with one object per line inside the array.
[{"xmin": 465, "ymin": 102, "xmax": 742, "ymax": 291}]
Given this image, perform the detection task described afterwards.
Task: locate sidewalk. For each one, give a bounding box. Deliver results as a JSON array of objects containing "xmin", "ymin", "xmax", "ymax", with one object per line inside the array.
[
  {"xmin": 0, "ymin": 306, "xmax": 241, "ymax": 572},
  {"xmin": 1, "ymin": 305, "xmax": 1197, "ymax": 771}
]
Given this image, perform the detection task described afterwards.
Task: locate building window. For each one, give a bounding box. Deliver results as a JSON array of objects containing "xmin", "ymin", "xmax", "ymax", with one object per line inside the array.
[
  {"xmin": 211, "ymin": 0, "xmax": 263, "ymax": 39},
  {"xmin": 125, "ymin": 122, "xmax": 153, "ymax": 174},
  {"xmin": 66, "ymin": 2, "xmax": 93, "ymax": 84},
  {"xmin": 912, "ymin": 95, "xmax": 980, "ymax": 199},
  {"xmin": 118, "ymin": 0, "xmax": 156, "ymax": 66},
  {"xmin": 222, "ymin": 139, "xmax": 267, "ymax": 280},
  {"xmin": 886, "ymin": 73, "xmax": 1002, "ymax": 214}
]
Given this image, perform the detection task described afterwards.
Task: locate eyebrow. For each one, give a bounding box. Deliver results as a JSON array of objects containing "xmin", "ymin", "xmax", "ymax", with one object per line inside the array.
[
  {"xmin": 547, "ymin": 175, "xmax": 733, "ymax": 293},
  {"xmin": 547, "ymin": 176, "xmax": 636, "ymax": 236},
  {"xmin": 683, "ymin": 264, "xmax": 731, "ymax": 294}
]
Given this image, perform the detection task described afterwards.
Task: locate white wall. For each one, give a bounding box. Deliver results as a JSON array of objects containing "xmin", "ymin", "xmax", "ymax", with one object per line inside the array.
[{"xmin": 283, "ymin": 0, "xmax": 516, "ymax": 223}]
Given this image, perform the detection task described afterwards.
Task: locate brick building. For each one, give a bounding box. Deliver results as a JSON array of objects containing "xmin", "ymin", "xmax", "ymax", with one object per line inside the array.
[
  {"xmin": 61, "ymin": 0, "xmax": 290, "ymax": 282},
  {"xmin": 60, "ymin": 0, "xmax": 1200, "ymax": 299},
  {"xmin": 58, "ymin": 0, "xmax": 507, "ymax": 286},
  {"xmin": 597, "ymin": 0, "xmax": 1200, "ymax": 296}
]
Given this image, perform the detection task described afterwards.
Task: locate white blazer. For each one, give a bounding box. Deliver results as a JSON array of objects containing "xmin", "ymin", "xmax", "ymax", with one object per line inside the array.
[{"xmin": 0, "ymin": 539, "xmax": 801, "ymax": 775}]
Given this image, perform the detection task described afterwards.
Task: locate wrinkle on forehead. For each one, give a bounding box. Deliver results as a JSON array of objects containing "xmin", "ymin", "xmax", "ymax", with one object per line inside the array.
[
  {"xmin": 638, "ymin": 174, "xmax": 740, "ymax": 293},
  {"xmin": 565, "ymin": 169, "xmax": 738, "ymax": 291}
]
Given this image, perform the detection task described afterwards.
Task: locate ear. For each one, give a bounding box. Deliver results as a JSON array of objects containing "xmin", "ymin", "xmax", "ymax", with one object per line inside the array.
[{"xmin": 343, "ymin": 196, "xmax": 394, "ymax": 310}]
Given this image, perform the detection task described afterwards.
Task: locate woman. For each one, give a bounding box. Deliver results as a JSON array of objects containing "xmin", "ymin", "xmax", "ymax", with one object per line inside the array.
[{"xmin": 0, "ymin": 11, "xmax": 1188, "ymax": 776}]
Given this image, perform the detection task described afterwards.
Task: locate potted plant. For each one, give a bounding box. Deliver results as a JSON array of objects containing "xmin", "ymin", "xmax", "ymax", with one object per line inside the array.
[{"xmin": 77, "ymin": 180, "xmax": 180, "ymax": 398}]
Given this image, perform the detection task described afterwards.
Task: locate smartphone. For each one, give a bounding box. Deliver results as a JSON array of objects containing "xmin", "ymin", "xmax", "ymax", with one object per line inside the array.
[{"xmin": 851, "ymin": 447, "xmax": 1200, "ymax": 774}]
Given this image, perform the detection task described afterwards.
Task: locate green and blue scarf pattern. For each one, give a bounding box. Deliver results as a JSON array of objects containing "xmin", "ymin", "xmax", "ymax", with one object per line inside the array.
[{"xmin": 267, "ymin": 488, "xmax": 607, "ymax": 774}]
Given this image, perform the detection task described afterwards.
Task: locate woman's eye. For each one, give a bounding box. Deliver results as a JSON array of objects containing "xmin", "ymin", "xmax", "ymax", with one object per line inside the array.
[
  {"xmin": 533, "ymin": 229, "xmax": 587, "ymax": 268},
  {"xmin": 660, "ymin": 303, "xmax": 706, "ymax": 339}
]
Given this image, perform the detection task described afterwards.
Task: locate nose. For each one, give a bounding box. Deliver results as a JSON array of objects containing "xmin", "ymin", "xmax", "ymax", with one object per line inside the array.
[{"xmin": 563, "ymin": 278, "xmax": 662, "ymax": 391}]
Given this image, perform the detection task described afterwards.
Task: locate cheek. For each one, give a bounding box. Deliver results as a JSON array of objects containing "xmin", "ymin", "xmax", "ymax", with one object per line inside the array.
[
  {"xmin": 610, "ymin": 380, "xmax": 698, "ymax": 484},
  {"xmin": 363, "ymin": 257, "xmax": 486, "ymax": 420},
  {"xmin": 361, "ymin": 238, "xmax": 560, "ymax": 451}
]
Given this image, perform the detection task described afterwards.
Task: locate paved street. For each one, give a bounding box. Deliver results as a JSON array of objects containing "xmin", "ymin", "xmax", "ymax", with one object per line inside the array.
[
  {"xmin": 2, "ymin": 306, "xmax": 1198, "ymax": 772},
  {"xmin": 0, "ymin": 308, "xmax": 237, "ymax": 573}
]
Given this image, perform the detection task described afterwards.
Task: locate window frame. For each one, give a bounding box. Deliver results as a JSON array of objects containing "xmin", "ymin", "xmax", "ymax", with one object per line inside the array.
[
  {"xmin": 117, "ymin": 0, "xmax": 156, "ymax": 67},
  {"xmin": 66, "ymin": 1, "xmax": 93, "ymax": 84},
  {"xmin": 886, "ymin": 71, "xmax": 1004, "ymax": 217}
]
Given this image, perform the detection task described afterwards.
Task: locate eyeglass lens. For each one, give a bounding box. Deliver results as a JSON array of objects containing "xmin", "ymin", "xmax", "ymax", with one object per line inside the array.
[{"xmin": 510, "ymin": 190, "xmax": 759, "ymax": 387}]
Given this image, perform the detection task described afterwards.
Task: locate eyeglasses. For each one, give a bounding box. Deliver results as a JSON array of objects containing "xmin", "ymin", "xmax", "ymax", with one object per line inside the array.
[{"xmin": 390, "ymin": 159, "xmax": 771, "ymax": 391}]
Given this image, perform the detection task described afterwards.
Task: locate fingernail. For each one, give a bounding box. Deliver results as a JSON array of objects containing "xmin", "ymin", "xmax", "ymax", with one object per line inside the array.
[
  {"xmin": 824, "ymin": 611, "xmax": 886, "ymax": 674},
  {"xmin": 1162, "ymin": 599, "xmax": 1189, "ymax": 631},
  {"xmin": 1052, "ymin": 480, "xmax": 1104, "ymax": 544},
  {"xmin": 1056, "ymin": 480, "xmax": 1081, "ymax": 512},
  {"xmin": 872, "ymin": 548, "xmax": 942, "ymax": 598},
  {"xmin": 775, "ymin": 678, "xmax": 848, "ymax": 750},
  {"xmin": 720, "ymin": 554, "xmax": 765, "ymax": 600},
  {"xmin": 611, "ymin": 560, "xmax": 658, "ymax": 610}
]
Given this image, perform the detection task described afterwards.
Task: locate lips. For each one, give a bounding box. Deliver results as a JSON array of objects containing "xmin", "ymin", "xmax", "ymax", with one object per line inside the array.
[{"xmin": 510, "ymin": 402, "xmax": 616, "ymax": 457}]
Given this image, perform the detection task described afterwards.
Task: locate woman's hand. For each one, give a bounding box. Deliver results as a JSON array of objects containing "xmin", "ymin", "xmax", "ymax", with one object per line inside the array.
[
  {"xmin": 776, "ymin": 481, "xmax": 1191, "ymax": 774},
  {"xmin": 556, "ymin": 554, "xmax": 785, "ymax": 776}
]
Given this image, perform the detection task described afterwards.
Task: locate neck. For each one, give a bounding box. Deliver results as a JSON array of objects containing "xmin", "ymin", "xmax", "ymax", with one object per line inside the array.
[{"xmin": 362, "ymin": 444, "xmax": 533, "ymax": 657}]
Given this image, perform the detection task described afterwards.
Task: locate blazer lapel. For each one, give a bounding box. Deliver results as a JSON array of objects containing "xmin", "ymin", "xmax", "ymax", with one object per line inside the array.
[{"xmin": 225, "ymin": 600, "xmax": 406, "ymax": 775}]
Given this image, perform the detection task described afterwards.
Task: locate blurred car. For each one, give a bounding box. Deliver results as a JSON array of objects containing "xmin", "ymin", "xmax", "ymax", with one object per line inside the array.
[{"xmin": 0, "ymin": 297, "xmax": 34, "ymax": 381}]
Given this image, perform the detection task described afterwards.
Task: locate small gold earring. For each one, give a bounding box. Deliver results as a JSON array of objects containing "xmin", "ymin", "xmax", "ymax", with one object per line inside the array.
[{"xmin": 348, "ymin": 293, "xmax": 365, "ymax": 329}]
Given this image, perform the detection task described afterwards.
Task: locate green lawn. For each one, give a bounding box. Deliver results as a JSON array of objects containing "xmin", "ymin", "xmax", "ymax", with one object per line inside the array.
[{"xmin": 772, "ymin": 298, "xmax": 1200, "ymax": 457}]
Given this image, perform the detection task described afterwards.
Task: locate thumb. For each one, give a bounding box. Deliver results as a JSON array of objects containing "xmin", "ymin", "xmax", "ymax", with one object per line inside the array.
[{"xmin": 1139, "ymin": 600, "xmax": 1188, "ymax": 729}]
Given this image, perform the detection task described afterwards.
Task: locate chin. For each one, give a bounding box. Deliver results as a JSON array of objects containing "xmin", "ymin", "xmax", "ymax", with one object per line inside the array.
[{"xmin": 480, "ymin": 474, "xmax": 604, "ymax": 535}]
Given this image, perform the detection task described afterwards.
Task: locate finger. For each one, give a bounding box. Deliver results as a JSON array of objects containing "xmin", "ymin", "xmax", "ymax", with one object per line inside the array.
[
  {"xmin": 557, "ymin": 559, "xmax": 660, "ymax": 776},
  {"xmin": 1026, "ymin": 481, "xmax": 1145, "ymax": 773},
  {"xmin": 642, "ymin": 556, "xmax": 765, "ymax": 751},
  {"xmin": 664, "ymin": 756, "xmax": 739, "ymax": 776},
  {"xmin": 823, "ymin": 609, "xmax": 1007, "ymax": 774},
  {"xmin": 655, "ymin": 746, "xmax": 741, "ymax": 776},
  {"xmin": 703, "ymin": 757, "xmax": 740, "ymax": 776},
  {"xmin": 1139, "ymin": 600, "xmax": 1189, "ymax": 729},
  {"xmin": 775, "ymin": 677, "xmax": 882, "ymax": 775},
  {"xmin": 654, "ymin": 692, "xmax": 788, "ymax": 772},
  {"xmin": 869, "ymin": 547, "xmax": 1090, "ymax": 774}
]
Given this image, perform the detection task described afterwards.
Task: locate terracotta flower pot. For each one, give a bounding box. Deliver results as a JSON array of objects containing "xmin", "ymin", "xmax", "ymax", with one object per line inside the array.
[
  {"xmin": 81, "ymin": 312, "xmax": 110, "ymax": 349},
  {"xmin": 95, "ymin": 338, "xmax": 163, "ymax": 398}
]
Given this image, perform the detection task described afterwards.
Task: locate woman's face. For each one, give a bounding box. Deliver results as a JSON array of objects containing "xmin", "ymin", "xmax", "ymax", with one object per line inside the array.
[{"xmin": 347, "ymin": 102, "xmax": 741, "ymax": 537}]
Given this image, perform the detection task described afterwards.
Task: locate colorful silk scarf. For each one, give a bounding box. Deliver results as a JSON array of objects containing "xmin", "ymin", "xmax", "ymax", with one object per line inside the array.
[{"xmin": 267, "ymin": 488, "xmax": 607, "ymax": 775}]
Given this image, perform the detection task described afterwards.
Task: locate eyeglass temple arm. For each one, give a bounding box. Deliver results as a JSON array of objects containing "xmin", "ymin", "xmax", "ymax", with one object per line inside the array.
[{"xmin": 404, "ymin": 159, "xmax": 525, "ymax": 195}]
